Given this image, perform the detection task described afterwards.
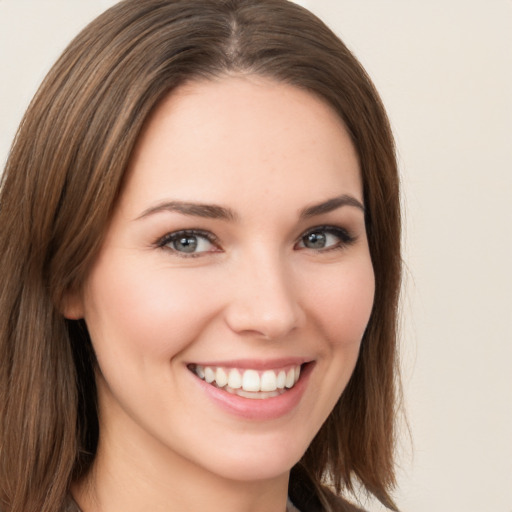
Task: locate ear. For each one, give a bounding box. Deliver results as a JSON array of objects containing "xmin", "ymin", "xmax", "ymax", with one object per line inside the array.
[{"xmin": 61, "ymin": 288, "xmax": 85, "ymax": 320}]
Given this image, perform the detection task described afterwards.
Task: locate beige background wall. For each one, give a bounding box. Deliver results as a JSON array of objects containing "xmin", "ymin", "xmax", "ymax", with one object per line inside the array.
[{"xmin": 1, "ymin": 1, "xmax": 511, "ymax": 511}]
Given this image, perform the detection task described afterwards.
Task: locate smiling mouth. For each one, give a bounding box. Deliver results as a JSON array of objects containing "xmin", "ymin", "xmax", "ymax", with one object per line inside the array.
[{"xmin": 188, "ymin": 364, "xmax": 302, "ymax": 399}]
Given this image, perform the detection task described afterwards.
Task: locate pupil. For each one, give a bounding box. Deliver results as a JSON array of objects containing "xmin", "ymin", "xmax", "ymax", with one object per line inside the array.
[
  {"xmin": 175, "ymin": 236, "xmax": 198, "ymax": 253},
  {"xmin": 305, "ymin": 232, "xmax": 326, "ymax": 248}
]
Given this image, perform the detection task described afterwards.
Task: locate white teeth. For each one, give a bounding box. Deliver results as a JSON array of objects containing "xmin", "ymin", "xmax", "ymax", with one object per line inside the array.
[
  {"xmin": 192, "ymin": 364, "xmax": 302, "ymax": 394},
  {"xmin": 260, "ymin": 370, "xmax": 277, "ymax": 392},
  {"xmin": 285, "ymin": 368, "xmax": 295, "ymax": 388},
  {"xmin": 204, "ymin": 366, "xmax": 215, "ymax": 384},
  {"xmin": 215, "ymin": 367, "xmax": 228, "ymax": 388},
  {"xmin": 228, "ymin": 368, "xmax": 242, "ymax": 389},
  {"xmin": 276, "ymin": 370, "xmax": 286, "ymax": 389},
  {"xmin": 233, "ymin": 389, "xmax": 281, "ymax": 399},
  {"xmin": 242, "ymin": 370, "xmax": 260, "ymax": 392},
  {"xmin": 227, "ymin": 368, "xmax": 242, "ymax": 389}
]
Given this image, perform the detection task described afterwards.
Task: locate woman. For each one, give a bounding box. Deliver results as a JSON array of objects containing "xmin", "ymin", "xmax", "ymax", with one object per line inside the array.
[{"xmin": 0, "ymin": 1, "xmax": 401, "ymax": 511}]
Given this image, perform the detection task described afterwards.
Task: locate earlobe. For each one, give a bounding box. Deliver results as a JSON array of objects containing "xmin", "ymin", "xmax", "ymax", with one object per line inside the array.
[{"xmin": 61, "ymin": 290, "xmax": 85, "ymax": 320}]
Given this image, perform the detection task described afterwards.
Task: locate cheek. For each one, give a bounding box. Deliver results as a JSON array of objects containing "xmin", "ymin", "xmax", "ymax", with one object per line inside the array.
[
  {"xmin": 82, "ymin": 255, "xmax": 221, "ymax": 361},
  {"xmin": 305, "ymin": 257, "xmax": 375, "ymax": 348}
]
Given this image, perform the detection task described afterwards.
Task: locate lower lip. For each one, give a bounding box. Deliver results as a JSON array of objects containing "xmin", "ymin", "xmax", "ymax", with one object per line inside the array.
[{"xmin": 191, "ymin": 363, "xmax": 314, "ymax": 421}]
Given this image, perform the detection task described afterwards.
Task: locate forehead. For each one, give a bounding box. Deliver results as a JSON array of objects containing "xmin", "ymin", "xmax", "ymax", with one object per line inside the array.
[{"xmin": 121, "ymin": 75, "xmax": 362, "ymax": 215}]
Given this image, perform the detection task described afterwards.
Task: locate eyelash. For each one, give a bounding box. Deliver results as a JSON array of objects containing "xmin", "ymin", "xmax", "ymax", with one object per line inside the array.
[
  {"xmin": 155, "ymin": 225, "xmax": 356, "ymax": 257},
  {"xmin": 296, "ymin": 225, "xmax": 356, "ymax": 252},
  {"xmin": 155, "ymin": 229, "xmax": 220, "ymax": 258}
]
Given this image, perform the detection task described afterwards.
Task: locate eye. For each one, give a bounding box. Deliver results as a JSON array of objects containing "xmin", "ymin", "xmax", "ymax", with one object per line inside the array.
[
  {"xmin": 156, "ymin": 230, "xmax": 219, "ymax": 256},
  {"xmin": 296, "ymin": 226, "xmax": 355, "ymax": 251}
]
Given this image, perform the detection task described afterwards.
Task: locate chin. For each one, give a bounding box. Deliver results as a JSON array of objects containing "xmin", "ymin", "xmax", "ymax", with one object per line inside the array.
[
  {"xmin": 206, "ymin": 455, "xmax": 300, "ymax": 483},
  {"xmin": 190, "ymin": 431, "xmax": 311, "ymax": 483}
]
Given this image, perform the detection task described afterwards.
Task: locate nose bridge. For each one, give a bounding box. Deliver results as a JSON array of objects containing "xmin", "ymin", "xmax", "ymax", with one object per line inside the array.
[{"xmin": 224, "ymin": 245, "xmax": 302, "ymax": 339}]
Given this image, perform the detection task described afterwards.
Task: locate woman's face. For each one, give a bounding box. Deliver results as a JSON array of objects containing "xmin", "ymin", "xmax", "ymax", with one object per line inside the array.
[{"xmin": 69, "ymin": 76, "xmax": 374, "ymax": 483}]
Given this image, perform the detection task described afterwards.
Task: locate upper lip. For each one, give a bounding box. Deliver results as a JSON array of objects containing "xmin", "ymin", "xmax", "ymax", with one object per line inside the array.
[{"xmin": 186, "ymin": 357, "xmax": 311, "ymax": 370}]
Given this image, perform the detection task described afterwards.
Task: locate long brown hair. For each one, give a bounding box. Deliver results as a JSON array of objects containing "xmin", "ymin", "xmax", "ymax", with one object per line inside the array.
[{"xmin": 0, "ymin": 1, "xmax": 401, "ymax": 511}]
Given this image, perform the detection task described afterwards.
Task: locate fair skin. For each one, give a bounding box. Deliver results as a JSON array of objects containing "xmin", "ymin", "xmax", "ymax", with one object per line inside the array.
[{"xmin": 67, "ymin": 75, "xmax": 375, "ymax": 512}]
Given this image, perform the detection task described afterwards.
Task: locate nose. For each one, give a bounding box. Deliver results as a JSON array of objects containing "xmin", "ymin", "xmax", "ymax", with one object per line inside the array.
[{"xmin": 223, "ymin": 251, "xmax": 304, "ymax": 340}]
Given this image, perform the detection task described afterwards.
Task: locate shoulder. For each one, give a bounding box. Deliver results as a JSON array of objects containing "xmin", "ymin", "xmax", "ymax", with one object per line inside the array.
[
  {"xmin": 322, "ymin": 493, "xmax": 367, "ymax": 512},
  {"xmin": 289, "ymin": 465, "xmax": 367, "ymax": 512},
  {"xmin": 316, "ymin": 490, "xmax": 367, "ymax": 512},
  {"xmin": 63, "ymin": 494, "xmax": 82, "ymax": 512}
]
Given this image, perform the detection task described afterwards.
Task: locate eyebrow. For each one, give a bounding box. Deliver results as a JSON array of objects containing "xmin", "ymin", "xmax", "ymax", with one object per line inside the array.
[
  {"xmin": 137, "ymin": 200, "xmax": 238, "ymax": 221},
  {"xmin": 299, "ymin": 194, "xmax": 365, "ymax": 218},
  {"xmin": 136, "ymin": 194, "xmax": 364, "ymax": 222}
]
